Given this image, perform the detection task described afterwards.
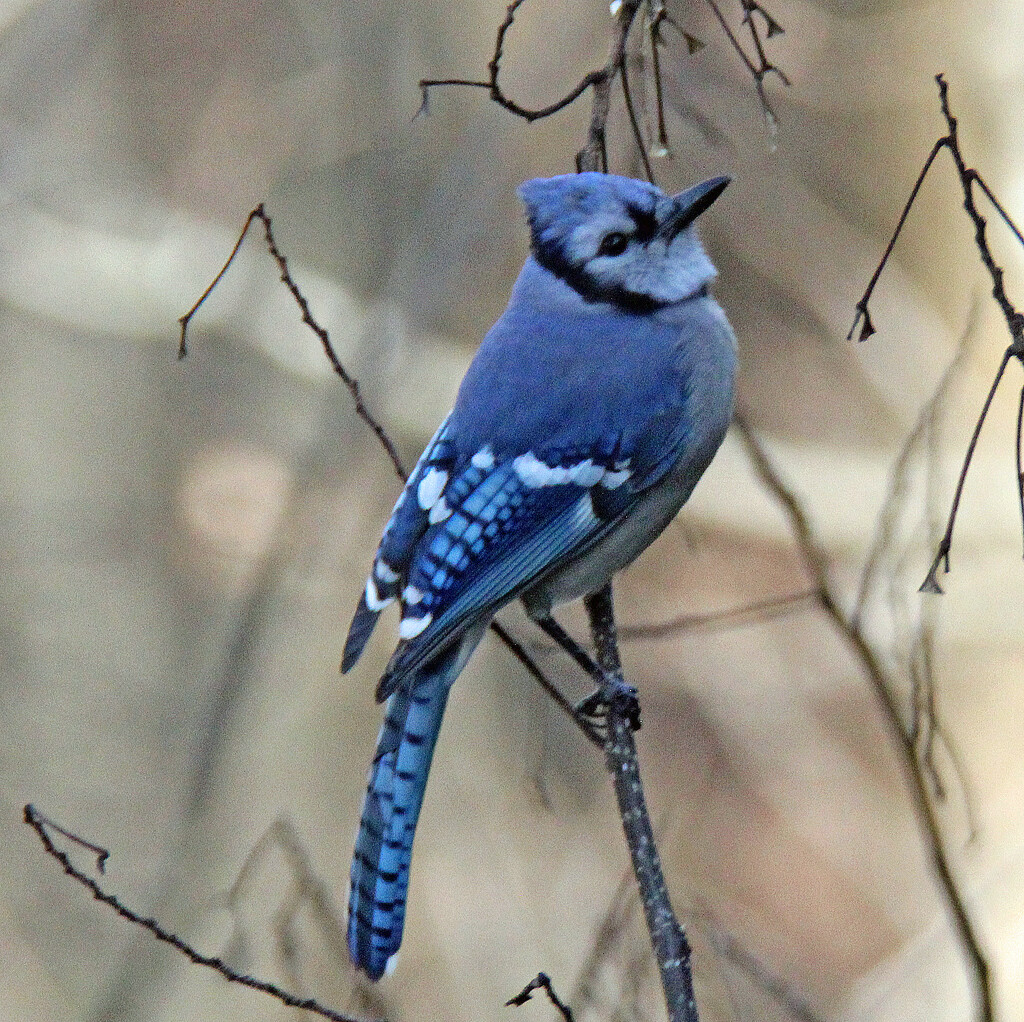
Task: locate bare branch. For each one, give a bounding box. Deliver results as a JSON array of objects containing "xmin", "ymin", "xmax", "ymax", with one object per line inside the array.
[
  {"xmin": 418, "ymin": 0, "xmax": 635, "ymax": 165},
  {"xmin": 851, "ymin": 74, "xmax": 1024, "ymax": 592},
  {"xmin": 179, "ymin": 204, "xmax": 406, "ymax": 484},
  {"xmin": 418, "ymin": 0, "xmax": 786, "ymax": 179},
  {"xmin": 733, "ymin": 415, "xmax": 993, "ymax": 1022},
  {"xmin": 507, "ymin": 972, "xmax": 574, "ymax": 1021},
  {"xmin": 23, "ymin": 805, "xmax": 372, "ymax": 1022}
]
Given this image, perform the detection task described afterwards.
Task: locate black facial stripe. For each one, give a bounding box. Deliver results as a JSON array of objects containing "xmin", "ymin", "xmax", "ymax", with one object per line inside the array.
[
  {"xmin": 624, "ymin": 203, "xmax": 658, "ymax": 242},
  {"xmin": 532, "ymin": 239, "xmax": 663, "ymax": 313},
  {"xmin": 532, "ymin": 239, "xmax": 711, "ymax": 314}
]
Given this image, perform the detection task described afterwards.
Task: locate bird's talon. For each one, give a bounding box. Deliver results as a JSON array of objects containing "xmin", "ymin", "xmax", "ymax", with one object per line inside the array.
[
  {"xmin": 574, "ymin": 681, "xmax": 642, "ymax": 732},
  {"xmin": 611, "ymin": 683, "xmax": 642, "ymax": 731}
]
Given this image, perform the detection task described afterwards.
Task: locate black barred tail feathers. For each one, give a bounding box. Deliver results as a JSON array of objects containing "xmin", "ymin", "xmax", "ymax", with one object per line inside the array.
[{"xmin": 347, "ymin": 622, "xmax": 486, "ymax": 979}]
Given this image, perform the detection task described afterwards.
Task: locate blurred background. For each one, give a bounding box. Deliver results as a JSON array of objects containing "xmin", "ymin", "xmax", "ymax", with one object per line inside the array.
[{"xmin": 4, "ymin": 1, "xmax": 1024, "ymax": 1020}]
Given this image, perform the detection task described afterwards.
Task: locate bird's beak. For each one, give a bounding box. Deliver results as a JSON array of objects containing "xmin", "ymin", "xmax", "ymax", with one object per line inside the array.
[{"xmin": 659, "ymin": 175, "xmax": 731, "ymax": 241}]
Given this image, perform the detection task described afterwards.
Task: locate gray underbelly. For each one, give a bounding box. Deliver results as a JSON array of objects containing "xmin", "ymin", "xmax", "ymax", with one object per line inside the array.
[{"xmin": 520, "ymin": 432, "xmax": 723, "ymax": 617}]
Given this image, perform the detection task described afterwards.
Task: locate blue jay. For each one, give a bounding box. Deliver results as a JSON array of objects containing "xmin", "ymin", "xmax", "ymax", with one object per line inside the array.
[{"xmin": 342, "ymin": 171, "xmax": 736, "ymax": 980}]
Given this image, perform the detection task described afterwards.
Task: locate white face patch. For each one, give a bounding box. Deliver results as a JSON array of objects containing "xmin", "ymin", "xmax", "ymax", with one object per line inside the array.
[
  {"xmin": 428, "ymin": 495, "xmax": 452, "ymax": 525},
  {"xmin": 567, "ymin": 209, "xmax": 635, "ymax": 266},
  {"xmin": 399, "ymin": 612, "xmax": 432, "ymax": 640},
  {"xmin": 365, "ymin": 576, "xmax": 394, "ymax": 612},
  {"xmin": 417, "ymin": 468, "xmax": 448, "ymax": 511},
  {"xmin": 374, "ymin": 560, "xmax": 399, "ymax": 584},
  {"xmin": 402, "ymin": 585, "xmax": 424, "ymax": 605},
  {"xmin": 587, "ymin": 228, "xmax": 717, "ymax": 305},
  {"xmin": 513, "ymin": 452, "xmax": 605, "ymax": 489},
  {"xmin": 471, "ymin": 447, "xmax": 495, "ymax": 470}
]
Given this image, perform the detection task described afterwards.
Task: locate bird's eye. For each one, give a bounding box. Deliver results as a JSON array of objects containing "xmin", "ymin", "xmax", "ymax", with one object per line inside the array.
[{"xmin": 597, "ymin": 232, "xmax": 629, "ymax": 257}]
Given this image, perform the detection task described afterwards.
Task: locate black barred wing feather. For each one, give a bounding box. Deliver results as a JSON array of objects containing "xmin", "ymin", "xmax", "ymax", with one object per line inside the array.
[
  {"xmin": 341, "ymin": 416, "xmax": 456, "ymax": 672},
  {"xmin": 375, "ymin": 447, "xmax": 634, "ymax": 699}
]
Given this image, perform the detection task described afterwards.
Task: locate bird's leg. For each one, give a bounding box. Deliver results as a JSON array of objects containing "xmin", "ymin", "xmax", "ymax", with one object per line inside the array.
[
  {"xmin": 534, "ymin": 614, "xmax": 603, "ymax": 683},
  {"xmin": 531, "ymin": 615, "xmax": 624, "ymax": 729}
]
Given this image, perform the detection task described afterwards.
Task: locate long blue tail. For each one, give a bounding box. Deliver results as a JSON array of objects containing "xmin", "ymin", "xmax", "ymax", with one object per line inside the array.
[{"xmin": 347, "ymin": 627, "xmax": 483, "ymax": 980}]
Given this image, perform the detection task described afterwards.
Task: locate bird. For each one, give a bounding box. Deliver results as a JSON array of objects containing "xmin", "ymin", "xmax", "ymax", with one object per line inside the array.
[{"xmin": 341, "ymin": 171, "xmax": 737, "ymax": 981}]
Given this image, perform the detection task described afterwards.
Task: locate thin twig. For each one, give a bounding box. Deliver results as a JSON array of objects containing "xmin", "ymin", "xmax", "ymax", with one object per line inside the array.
[
  {"xmin": 698, "ymin": 0, "xmax": 787, "ymax": 124},
  {"xmin": 648, "ymin": 11, "xmax": 672, "ymax": 156},
  {"xmin": 973, "ymin": 174, "xmax": 1024, "ymax": 250},
  {"xmin": 23, "ymin": 806, "xmax": 371, "ymax": 1022},
  {"xmin": 507, "ymin": 972, "xmax": 574, "ymax": 1021},
  {"xmin": 920, "ymin": 348, "xmax": 1013, "ymax": 593},
  {"xmin": 620, "ymin": 55, "xmax": 656, "ymax": 183},
  {"xmin": 847, "ymin": 136, "xmax": 949, "ymax": 344},
  {"xmin": 851, "ymin": 74, "xmax": 1024, "ymax": 594},
  {"xmin": 178, "ymin": 204, "xmax": 406, "ymax": 483},
  {"xmin": 619, "ymin": 589, "xmax": 817, "ymax": 641},
  {"xmin": 25, "ymin": 806, "xmax": 111, "ymax": 873}
]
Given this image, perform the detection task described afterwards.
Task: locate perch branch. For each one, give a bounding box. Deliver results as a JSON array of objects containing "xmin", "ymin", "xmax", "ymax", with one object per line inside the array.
[{"xmin": 585, "ymin": 583, "xmax": 699, "ymax": 1022}]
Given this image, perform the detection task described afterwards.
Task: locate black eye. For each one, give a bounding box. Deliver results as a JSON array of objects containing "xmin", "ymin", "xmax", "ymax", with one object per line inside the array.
[{"xmin": 597, "ymin": 232, "xmax": 629, "ymax": 257}]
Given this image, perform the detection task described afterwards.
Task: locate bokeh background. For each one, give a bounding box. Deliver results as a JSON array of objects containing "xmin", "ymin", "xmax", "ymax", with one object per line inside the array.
[{"xmin": 4, "ymin": 1, "xmax": 1024, "ymax": 1020}]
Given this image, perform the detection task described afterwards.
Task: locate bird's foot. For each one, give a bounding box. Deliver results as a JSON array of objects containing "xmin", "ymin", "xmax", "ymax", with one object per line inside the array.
[{"xmin": 574, "ymin": 680, "xmax": 641, "ymax": 733}]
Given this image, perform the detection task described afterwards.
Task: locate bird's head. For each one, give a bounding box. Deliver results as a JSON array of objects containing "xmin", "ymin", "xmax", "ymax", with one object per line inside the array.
[{"xmin": 518, "ymin": 171, "xmax": 729, "ymax": 310}]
